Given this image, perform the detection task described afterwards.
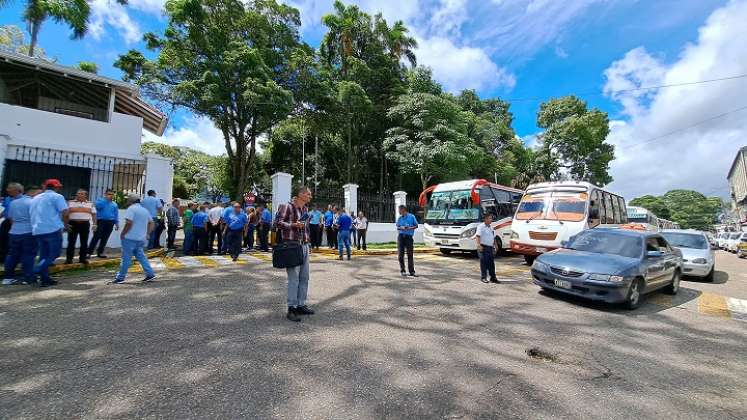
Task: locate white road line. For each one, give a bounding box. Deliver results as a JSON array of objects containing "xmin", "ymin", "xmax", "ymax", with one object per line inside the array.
[
  {"xmin": 176, "ymin": 256, "xmax": 205, "ymax": 267},
  {"xmin": 726, "ymin": 297, "xmax": 747, "ymax": 322},
  {"xmin": 149, "ymin": 260, "xmax": 166, "ymax": 270},
  {"xmin": 205, "ymin": 255, "xmax": 235, "ymax": 265}
]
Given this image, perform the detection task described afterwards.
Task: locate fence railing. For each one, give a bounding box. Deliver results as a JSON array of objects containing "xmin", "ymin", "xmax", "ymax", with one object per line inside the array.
[{"xmin": 357, "ymin": 191, "xmax": 424, "ymax": 223}]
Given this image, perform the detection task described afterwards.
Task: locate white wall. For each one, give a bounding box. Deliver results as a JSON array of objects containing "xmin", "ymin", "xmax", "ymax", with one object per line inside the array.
[
  {"xmin": 0, "ymin": 103, "xmax": 143, "ymax": 160},
  {"xmin": 145, "ymin": 154, "xmax": 174, "ymax": 200},
  {"xmin": 360, "ymin": 222, "xmax": 424, "ymax": 244}
]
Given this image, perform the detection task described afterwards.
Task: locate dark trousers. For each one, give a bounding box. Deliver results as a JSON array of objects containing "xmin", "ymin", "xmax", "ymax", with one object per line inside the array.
[
  {"xmin": 154, "ymin": 219, "xmax": 165, "ymax": 248},
  {"xmin": 167, "ymin": 224, "xmax": 178, "ymax": 249},
  {"xmin": 226, "ymin": 229, "xmax": 243, "ymax": 259},
  {"xmin": 244, "ymin": 224, "xmax": 256, "ymax": 249},
  {"xmin": 208, "ymin": 222, "xmax": 223, "ymax": 253},
  {"xmin": 4, "ymin": 233, "xmax": 37, "ymax": 281},
  {"xmin": 258, "ymin": 224, "xmax": 270, "ymax": 251},
  {"xmin": 326, "ymin": 226, "xmax": 337, "ymax": 248},
  {"xmin": 479, "ymin": 246, "xmax": 496, "ymax": 280},
  {"xmin": 88, "ymin": 219, "xmax": 115, "ymax": 256},
  {"xmin": 398, "ymin": 234, "xmax": 415, "ymax": 275},
  {"xmin": 0, "ymin": 218, "xmax": 11, "ymax": 263},
  {"xmin": 66, "ymin": 221, "xmax": 90, "ymax": 263},
  {"xmin": 356, "ymin": 228, "xmax": 367, "ymax": 250},
  {"xmin": 193, "ymin": 227, "xmax": 208, "ymax": 255},
  {"xmin": 309, "ymin": 224, "xmax": 322, "ymax": 248}
]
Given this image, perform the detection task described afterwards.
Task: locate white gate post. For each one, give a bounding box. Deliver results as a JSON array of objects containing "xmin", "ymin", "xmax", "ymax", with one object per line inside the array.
[
  {"xmin": 393, "ymin": 191, "xmax": 407, "ymax": 221},
  {"xmin": 343, "ymin": 183, "xmax": 358, "ymax": 216},
  {"xmin": 271, "ymin": 172, "xmax": 293, "ymax": 220}
]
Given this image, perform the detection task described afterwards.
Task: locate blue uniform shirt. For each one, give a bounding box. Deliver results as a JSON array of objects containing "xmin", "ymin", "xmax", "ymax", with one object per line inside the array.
[
  {"xmin": 7, "ymin": 195, "xmax": 33, "ymax": 235},
  {"xmin": 324, "ymin": 210, "xmax": 334, "ymax": 227},
  {"xmin": 261, "ymin": 208, "xmax": 272, "ymax": 224},
  {"xmin": 222, "ymin": 206, "xmax": 232, "ymax": 222},
  {"xmin": 396, "ymin": 213, "xmax": 418, "ymax": 237},
  {"xmin": 141, "ymin": 196, "xmax": 162, "ymax": 218},
  {"xmin": 30, "ymin": 190, "xmax": 68, "ymax": 236},
  {"xmin": 309, "ymin": 210, "xmax": 322, "ymax": 225},
  {"xmin": 95, "ymin": 198, "xmax": 120, "ymax": 226},
  {"xmin": 2, "ymin": 196, "xmax": 12, "ymax": 213},
  {"xmin": 337, "ymin": 213, "xmax": 353, "ymax": 232},
  {"xmin": 191, "ymin": 211, "xmax": 208, "ymax": 228},
  {"xmin": 226, "ymin": 211, "xmax": 248, "ymax": 230}
]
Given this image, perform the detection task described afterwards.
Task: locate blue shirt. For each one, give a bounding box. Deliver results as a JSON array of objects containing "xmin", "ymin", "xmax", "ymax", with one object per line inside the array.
[
  {"xmin": 222, "ymin": 206, "xmax": 232, "ymax": 222},
  {"xmin": 95, "ymin": 198, "xmax": 120, "ymax": 226},
  {"xmin": 309, "ymin": 210, "xmax": 322, "ymax": 225},
  {"xmin": 396, "ymin": 213, "xmax": 418, "ymax": 237},
  {"xmin": 141, "ymin": 196, "xmax": 163, "ymax": 218},
  {"xmin": 30, "ymin": 190, "xmax": 68, "ymax": 235},
  {"xmin": 2, "ymin": 196, "xmax": 12, "ymax": 213},
  {"xmin": 191, "ymin": 211, "xmax": 208, "ymax": 228},
  {"xmin": 226, "ymin": 211, "xmax": 248, "ymax": 230},
  {"xmin": 261, "ymin": 208, "xmax": 272, "ymax": 224},
  {"xmin": 7, "ymin": 195, "xmax": 32, "ymax": 235},
  {"xmin": 324, "ymin": 211, "xmax": 334, "ymax": 227},
  {"xmin": 123, "ymin": 203, "xmax": 152, "ymax": 242},
  {"xmin": 337, "ymin": 213, "xmax": 353, "ymax": 232}
]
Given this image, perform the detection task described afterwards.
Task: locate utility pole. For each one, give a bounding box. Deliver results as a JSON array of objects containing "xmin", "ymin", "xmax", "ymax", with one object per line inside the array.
[
  {"xmin": 314, "ymin": 134, "xmax": 319, "ymax": 195},
  {"xmin": 301, "ymin": 119, "xmax": 306, "ymax": 187}
]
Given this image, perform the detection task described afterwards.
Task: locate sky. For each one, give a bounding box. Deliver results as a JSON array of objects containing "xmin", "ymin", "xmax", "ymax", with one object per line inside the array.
[{"xmin": 1, "ymin": 0, "xmax": 746, "ymax": 200}]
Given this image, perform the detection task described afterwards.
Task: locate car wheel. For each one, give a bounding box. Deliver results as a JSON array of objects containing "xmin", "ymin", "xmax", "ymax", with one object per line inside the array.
[
  {"xmin": 625, "ymin": 278, "xmax": 644, "ymax": 310},
  {"xmin": 704, "ymin": 267, "xmax": 715, "ymax": 282},
  {"xmin": 664, "ymin": 271, "xmax": 681, "ymax": 295},
  {"xmin": 524, "ymin": 254, "xmax": 536, "ymax": 265},
  {"xmin": 440, "ymin": 248, "xmax": 452, "ymax": 255}
]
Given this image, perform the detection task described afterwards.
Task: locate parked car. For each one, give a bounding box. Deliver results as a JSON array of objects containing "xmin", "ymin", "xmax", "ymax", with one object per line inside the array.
[
  {"xmin": 738, "ymin": 235, "xmax": 747, "ymax": 258},
  {"xmin": 661, "ymin": 230, "xmax": 715, "ymax": 282},
  {"xmin": 726, "ymin": 232, "xmax": 743, "ymax": 253},
  {"xmin": 531, "ymin": 229, "xmax": 682, "ymax": 309},
  {"xmin": 705, "ymin": 232, "xmax": 715, "ymax": 246},
  {"xmin": 717, "ymin": 232, "xmax": 730, "ymax": 249}
]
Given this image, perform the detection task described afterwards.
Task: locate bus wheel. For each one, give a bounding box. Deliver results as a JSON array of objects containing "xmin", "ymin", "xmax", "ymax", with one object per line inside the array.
[
  {"xmin": 524, "ymin": 254, "xmax": 536, "ymax": 265},
  {"xmin": 440, "ymin": 248, "xmax": 452, "ymax": 255},
  {"xmin": 493, "ymin": 239, "xmax": 504, "ymax": 257}
]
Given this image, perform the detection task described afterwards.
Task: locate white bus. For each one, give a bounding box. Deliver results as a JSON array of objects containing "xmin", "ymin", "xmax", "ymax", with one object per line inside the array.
[
  {"xmin": 420, "ymin": 179, "xmax": 523, "ymax": 255},
  {"xmin": 625, "ymin": 206, "xmax": 660, "ymax": 231},
  {"xmin": 510, "ymin": 181, "xmax": 628, "ymax": 264}
]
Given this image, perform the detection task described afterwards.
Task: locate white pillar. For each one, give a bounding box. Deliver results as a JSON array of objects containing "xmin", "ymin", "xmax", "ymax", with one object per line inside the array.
[
  {"xmin": 343, "ymin": 183, "xmax": 358, "ymax": 216},
  {"xmin": 272, "ymin": 172, "xmax": 293, "ymax": 220},
  {"xmin": 0, "ymin": 135, "xmax": 9, "ymax": 185},
  {"xmin": 144, "ymin": 153, "xmax": 174, "ymax": 200},
  {"xmin": 393, "ymin": 191, "xmax": 407, "ymax": 222}
]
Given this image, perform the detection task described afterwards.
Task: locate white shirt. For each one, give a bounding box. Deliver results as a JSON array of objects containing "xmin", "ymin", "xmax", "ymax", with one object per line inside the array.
[
  {"xmin": 476, "ymin": 223, "xmax": 496, "ymax": 247},
  {"xmin": 68, "ymin": 200, "xmax": 96, "ymax": 222},
  {"xmin": 208, "ymin": 206, "xmax": 223, "ymax": 224},
  {"xmin": 355, "ymin": 217, "xmax": 368, "ymax": 230},
  {"xmin": 124, "ymin": 203, "xmax": 151, "ymax": 242}
]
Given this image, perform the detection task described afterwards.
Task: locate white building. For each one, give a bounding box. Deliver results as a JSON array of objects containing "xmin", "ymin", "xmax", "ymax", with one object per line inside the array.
[{"xmin": 727, "ymin": 146, "xmax": 747, "ymax": 225}]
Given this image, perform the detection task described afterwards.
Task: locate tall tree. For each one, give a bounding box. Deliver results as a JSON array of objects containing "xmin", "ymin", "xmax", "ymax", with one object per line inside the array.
[
  {"xmin": 628, "ymin": 195, "xmax": 671, "ymax": 219},
  {"xmin": 116, "ymin": 0, "xmax": 303, "ymax": 198},
  {"xmin": 320, "ymin": 0, "xmax": 367, "ymax": 77},
  {"xmin": 378, "ymin": 19, "xmax": 417, "ymax": 68}
]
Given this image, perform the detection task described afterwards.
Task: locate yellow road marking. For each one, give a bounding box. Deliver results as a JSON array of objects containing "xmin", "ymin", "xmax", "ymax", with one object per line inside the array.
[
  {"xmin": 127, "ymin": 263, "xmax": 143, "ymax": 273},
  {"xmin": 161, "ymin": 257, "xmax": 185, "ymax": 269},
  {"xmin": 250, "ymin": 253, "xmax": 272, "ymax": 262},
  {"xmin": 698, "ymin": 292, "xmax": 730, "ymax": 318},
  {"xmin": 222, "ymin": 255, "xmax": 247, "ymax": 265},
  {"xmin": 193, "ymin": 256, "xmax": 219, "ymax": 267}
]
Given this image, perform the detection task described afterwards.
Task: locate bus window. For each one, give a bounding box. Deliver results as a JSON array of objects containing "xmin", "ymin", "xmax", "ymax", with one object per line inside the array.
[
  {"xmin": 603, "ymin": 193, "xmax": 614, "ymax": 224},
  {"xmin": 589, "ymin": 190, "xmax": 601, "ymax": 227},
  {"xmin": 617, "ymin": 197, "xmax": 627, "ymax": 223},
  {"xmin": 612, "ymin": 196, "xmax": 622, "ymax": 224}
]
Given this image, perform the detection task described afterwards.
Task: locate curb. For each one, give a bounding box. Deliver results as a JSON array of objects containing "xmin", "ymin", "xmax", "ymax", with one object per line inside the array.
[{"xmin": 0, "ymin": 249, "xmax": 167, "ymax": 276}]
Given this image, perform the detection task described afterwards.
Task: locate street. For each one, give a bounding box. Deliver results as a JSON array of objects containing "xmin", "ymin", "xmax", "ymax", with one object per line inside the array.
[{"xmin": 1, "ymin": 251, "xmax": 746, "ymax": 419}]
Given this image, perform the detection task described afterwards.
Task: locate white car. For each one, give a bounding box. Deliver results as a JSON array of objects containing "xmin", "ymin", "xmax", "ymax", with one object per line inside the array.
[
  {"xmin": 718, "ymin": 232, "xmax": 732, "ymax": 249},
  {"xmin": 726, "ymin": 232, "xmax": 744, "ymax": 253},
  {"xmin": 661, "ymin": 230, "xmax": 715, "ymax": 281}
]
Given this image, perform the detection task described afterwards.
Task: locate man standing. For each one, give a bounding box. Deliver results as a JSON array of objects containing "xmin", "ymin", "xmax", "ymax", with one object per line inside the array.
[
  {"xmin": 2, "ymin": 183, "xmax": 36, "ymax": 285},
  {"xmin": 141, "ymin": 190, "xmax": 163, "ymax": 249},
  {"xmin": 182, "ymin": 203, "xmax": 195, "ymax": 255},
  {"xmin": 29, "ymin": 179, "xmax": 69, "ymax": 287},
  {"xmin": 207, "ymin": 203, "xmax": 224, "ymax": 254},
  {"xmin": 88, "ymin": 189, "xmax": 119, "ymax": 258},
  {"xmin": 308, "ymin": 205, "xmax": 322, "ymax": 250},
  {"xmin": 223, "ymin": 203, "xmax": 248, "ymax": 261},
  {"xmin": 257, "ymin": 204, "xmax": 272, "ymax": 252},
  {"xmin": 113, "ymin": 194, "xmax": 156, "ymax": 284},
  {"xmin": 165, "ymin": 199, "xmax": 181, "ymax": 250},
  {"xmin": 0, "ymin": 193, "xmax": 13, "ymax": 263},
  {"xmin": 220, "ymin": 202, "xmax": 234, "ymax": 254},
  {"xmin": 355, "ymin": 211, "xmax": 368, "ymax": 251},
  {"xmin": 476, "ymin": 213, "xmax": 500, "ymax": 284},
  {"xmin": 324, "ymin": 205, "xmax": 334, "ymax": 248},
  {"xmin": 336, "ymin": 209, "xmax": 353, "ymax": 261},
  {"xmin": 66, "ymin": 189, "xmax": 96, "ymax": 264},
  {"xmin": 396, "ymin": 205, "xmax": 418, "ymax": 277},
  {"xmin": 276, "ymin": 186, "xmax": 314, "ymax": 322},
  {"xmin": 191, "ymin": 205, "xmax": 209, "ymax": 255}
]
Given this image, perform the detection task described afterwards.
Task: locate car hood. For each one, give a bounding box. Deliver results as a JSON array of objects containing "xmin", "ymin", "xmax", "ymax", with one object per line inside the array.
[
  {"xmin": 538, "ymin": 249, "xmax": 639, "ymax": 275},
  {"xmin": 676, "ymin": 247, "xmax": 711, "ymax": 261}
]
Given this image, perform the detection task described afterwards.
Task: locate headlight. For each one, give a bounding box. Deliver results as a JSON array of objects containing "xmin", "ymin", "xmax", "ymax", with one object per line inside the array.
[
  {"xmin": 589, "ymin": 274, "xmax": 624, "ymax": 282},
  {"xmin": 532, "ymin": 261, "xmax": 548, "ymax": 273},
  {"xmin": 691, "ymin": 258, "xmax": 707, "ymax": 264},
  {"xmin": 461, "ymin": 227, "xmax": 477, "ymax": 238},
  {"xmin": 510, "ymin": 230, "xmax": 519, "ymax": 239}
]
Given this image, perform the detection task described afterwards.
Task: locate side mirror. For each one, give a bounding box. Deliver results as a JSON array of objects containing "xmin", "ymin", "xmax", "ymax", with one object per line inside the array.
[
  {"xmin": 646, "ymin": 250, "xmax": 664, "ymax": 258},
  {"xmin": 560, "ymin": 240, "xmax": 569, "ymax": 248}
]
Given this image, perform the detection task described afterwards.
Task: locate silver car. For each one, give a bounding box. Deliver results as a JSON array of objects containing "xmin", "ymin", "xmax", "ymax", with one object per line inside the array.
[{"xmin": 661, "ymin": 230, "xmax": 715, "ymax": 282}]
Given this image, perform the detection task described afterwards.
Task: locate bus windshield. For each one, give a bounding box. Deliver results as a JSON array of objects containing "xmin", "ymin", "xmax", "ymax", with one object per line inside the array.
[
  {"xmin": 425, "ymin": 190, "xmax": 480, "ymax": 223},
  {"xmin": 515, "ymin": 192, "xmax": 588, "ymax": 222}
]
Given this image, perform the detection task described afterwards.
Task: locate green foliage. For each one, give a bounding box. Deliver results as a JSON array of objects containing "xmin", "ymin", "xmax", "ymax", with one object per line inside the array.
[
  {"xmin": 629, "ymin": 190, "xmax": 721, "ymax": 230},
  {"xmin": 0, "ymin": 24, "xmax": 45, "ymax": 57},
  {"xmin": 629, "ymin": 195, "xmax": 671, "ymax": 220},
  {"xmin": 76, "ymin": 61, "xmax": 98, "ymax": 73}
]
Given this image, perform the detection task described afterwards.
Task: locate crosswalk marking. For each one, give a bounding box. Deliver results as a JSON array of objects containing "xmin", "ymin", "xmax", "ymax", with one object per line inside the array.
[
  {"xmin": 726, "ymin": 297, "xmax": 747, "ymax": 321},
  {"xmin": 161, "ymin": 258, "xmax": 185, "ymax": 269},
  {"xmin": 178, "ymin": 256, "xmax": 206, "ymax": 267},
  {"xmin": 698, "ymin": 292, "xmax": 730, "ymax": 318},
  {"xmin": 205, "ymin": 255, "xmax": 235, "ymax": 265}
]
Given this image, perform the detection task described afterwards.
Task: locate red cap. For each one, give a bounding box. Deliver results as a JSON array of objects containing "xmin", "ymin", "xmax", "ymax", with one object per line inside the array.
[{"xmin": 43, "ymin": 179, "xmax": 63, "ymax": 188}]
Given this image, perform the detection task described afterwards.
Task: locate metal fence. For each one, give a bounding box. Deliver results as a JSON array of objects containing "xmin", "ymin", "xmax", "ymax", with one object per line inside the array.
[
  {"xmin": 311, "ymin": 186, "xmax": 344, "ymax": 212},
  {"xmin": 2, "ymin": 145, "xmax": 146, "ymax": 200},
  {"xmin": 358, "ymin": 191, "xmax": 423, "ymax": 223}
]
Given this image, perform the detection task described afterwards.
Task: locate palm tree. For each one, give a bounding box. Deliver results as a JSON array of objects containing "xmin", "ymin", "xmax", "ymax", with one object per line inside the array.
[
  {"xmin": 384, "ymin": 20, "xmax": 417, "ymax": 68},
  {"xmin": 320, "ymin": 0, "xmax": 366, "ymax": 76}
]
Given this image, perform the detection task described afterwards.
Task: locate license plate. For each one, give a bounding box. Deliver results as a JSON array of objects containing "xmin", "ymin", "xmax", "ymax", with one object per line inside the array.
[
  {"xmin": 554, "ymin": 279, "xmax": 572, "ymax": 289},
  {"xmin": 536, "ymin": 247, "xmax": 547, "ymax": 253}
]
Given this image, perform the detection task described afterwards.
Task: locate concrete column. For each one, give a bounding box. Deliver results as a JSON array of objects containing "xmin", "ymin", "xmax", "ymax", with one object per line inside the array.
[
  {"xmin": 343, "ymin": 183, "xmax": 358, "ymax": 216},
  {"xmin": 393, "ymin": 191, "xmax": 407, "ymax": 222},
  {"xmin": 144, "ymin": 153, "xmax": 174, "ymax": 200},
  {"xmin": 272, "ymin": 172, "xmax": 293, "ymax": 220}
]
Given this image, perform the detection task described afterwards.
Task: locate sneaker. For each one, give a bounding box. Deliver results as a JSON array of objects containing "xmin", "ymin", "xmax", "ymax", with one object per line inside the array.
[
  {"xmin": 97, "ymin": 255, "xmax": 108, "ymax": 259},
  {"xmin": 480, "ymin": 277, "xmax": 490, "ymax": 284},
  {"xmin": 400, "ymin": 272, "xmax": 407, "ymax": 277},
  {"xmin": 64, "ymin": 259, "xmax": 73, "ymax": 265},
  {"xmin": 286, "ymin": 308, "xmax": 301, "ymax": 322},
  {"xmin": 142, "ymin": 274, "xmax": 157, "ymax": 282},
  {"xmin": 347, "ymin": 256, "xmax": 351, "ymax": 261},
  {"xmin": 338, "ymin": 256, "xmax": 343, "ymax": 260},
  {"xmin": 490, "ymin": 278, "xmax": 501, "ymax": 284},
  {"xmin": 111, "ymin": 278, "xmax": 125, "ymax": 284},
  {"xmin": 296, "ymin": 305, "xmax": 315, "ymax": 315},
  {"xmin": 2, "ymin": 278, "xmax": 15, "ymax": 285},
  {"xmin": 409, "ymin": 273, "xmax": 418, "ymax": 278},
  {"xmin": 39, "ymin": 280, "xmax": 58, "ymax": 287}
]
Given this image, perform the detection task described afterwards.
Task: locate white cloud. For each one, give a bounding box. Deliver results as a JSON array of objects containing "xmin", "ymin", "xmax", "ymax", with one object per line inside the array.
[
  {"xmin": 604, "ymin": 0, "xmax": 747, "ymax": 200},
  {"xmin": 554, "ymin": 46, "xmax": 568, "ymax": 59},
  {"xmin": 89, "ymin": 0, "xmax": 143, "ymax": 44},
  {"xmin": 143, "ymin": 116, "xmax": 226, "ymax": 156}
]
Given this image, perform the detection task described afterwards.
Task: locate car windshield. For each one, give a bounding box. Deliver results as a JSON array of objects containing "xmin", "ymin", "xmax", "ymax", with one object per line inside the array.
[
  {"xmin": 567, "ymin": 231, "xmax": 642, "ymax": 259},
  {"xmin": 425, "ymin": 190, "xmax": 479, "ymax": 223},
  {"xmin": 515, "ymin": 192, "xmax": 588, "ymax": 222},
  {"xmin": 731, "ymin": 233, "xmax": 742, "ymax": 239},
  {"xmin": 661, "ymin": 232, "xmax": 708, "ymax": 250}
]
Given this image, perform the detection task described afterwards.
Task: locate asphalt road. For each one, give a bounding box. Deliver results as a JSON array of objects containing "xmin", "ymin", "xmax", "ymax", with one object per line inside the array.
[{"xmin": 1, "ymin": 250, "xmax": 745, "ymax": 419}]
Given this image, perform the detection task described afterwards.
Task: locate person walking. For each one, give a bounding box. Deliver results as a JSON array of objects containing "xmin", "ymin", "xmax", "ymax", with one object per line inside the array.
[
  {"xmin": 191, "ymin": 205, "xmax": 209, "ymax": 255},
  {"xmin": 223, "ymin": 203, "xmax": 248, "ymax": 261},
  {"xmin": 29, "ymin": 179, "xmax": 69, "ymax": 287},
  {"xmin": 2, "ymin": 183, "xmax": 36, "ymax": 285},
  {"xmin": 257, "ymin": 204, "xmax": 272, "ymax": 252},
  {"xmin": 476, "ymin": 213, "xmax": 500, "ymax": 284},
  {"xmin": 244, "ymin": 207, "xmax": 257, "ymax": 251},
  {"xmin": 182, "ymin": 203, "xmax": 195, "ymax": 255},
  {"xmin": 396, "ymin": 205, "xmax": 418, "ymax": 277},
  {"xmin": 207, "ymin": 203, "xmax": 224, "ymax": 254},
  {"xmin": 65, "ymin": 189, "xmax": 96, "ymax": 264},
  {"xmin": 308, "ymin": 205, "xmax": 323, "ymax": 250},
  {"xmin": 355, "ymin": 211, "xmax": 368, "ymax": 251},
  {"xmin": 324, "ymin": 205, "xmax": 334, "ymax": 248},
  {"xmin": 88, "ymin": 189, "xmax": 119, "ymax": 258},
  {"xmin": 141, "ymin": 190, "xmax": 163, "ymax": 249},
  {"xmin": 275, "ymin": 186, "xmax": 314, "ymax": 322},
  {"xmin": 165, "ymin": 199, "xmax": 181, "ymax": 250},
  {"xmin": 113, "ymin": 194, "xmax": 156, "ymax": 284},
  {"xmin": 336, "ymin": 208, "xmax": 353, "ymax": 260}
]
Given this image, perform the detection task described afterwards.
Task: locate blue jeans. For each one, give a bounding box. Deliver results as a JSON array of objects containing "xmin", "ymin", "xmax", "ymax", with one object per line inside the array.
[
  {"xmin": 286, "ymin": 244, "xmax": 310, "ymax": 308},
  {"xmin": 4, "ymin": 233, "xmax": 37, "ymax": 281},
  {"xmin": 338, "ymin": 230, "xmax": 351, "ymax": 257},
  {"xmin": 148, "ymin": 218, "xmax": 159, "ymax": 249},
  {"xmin": 116, "ymin": 238, "xmax": 154, "ymax": 280},
  {"xmin": 33, "ymin": 230, "xmax": 63, "ymax": 283},
  {"xmin": 479, "ymin": 246, "xmax": 496, "ymax": 280},
  {"xmin": 183, "ymin": 228, "xmax": 193, "ymax": 254}
]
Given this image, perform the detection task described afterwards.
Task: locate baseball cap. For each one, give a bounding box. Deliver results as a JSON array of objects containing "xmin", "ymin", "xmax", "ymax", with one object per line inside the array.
[{"xmin": 43, "ymin": 179, "xmax": 63, "ymax": 188}]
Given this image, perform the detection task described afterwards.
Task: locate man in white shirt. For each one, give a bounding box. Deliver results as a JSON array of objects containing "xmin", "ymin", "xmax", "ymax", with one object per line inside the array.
[
  {"xmin": 207, "ymin": 203, "xmax": 224, "ymax": 254},
  {"xmin": 475, "ymin": 213, "xmax": 500, "ymax": 284},
  {"xmin": 113, "ymin": 194, "xmax": 155, "ymax": 284}
]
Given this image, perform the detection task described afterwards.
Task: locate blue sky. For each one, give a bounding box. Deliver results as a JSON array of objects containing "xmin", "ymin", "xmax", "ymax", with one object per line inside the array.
[{"xmin": 2, "ymin": 0, "xmax": 746, "ymax": 199}]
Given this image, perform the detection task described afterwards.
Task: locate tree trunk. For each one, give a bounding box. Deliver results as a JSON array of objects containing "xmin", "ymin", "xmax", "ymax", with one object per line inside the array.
[
  {"xmin": 28, "ymin": 19, "xmax": 41, "ymax": 57},
  {"xmin": 347, "ymin": 120, "xmax": 352, "ymax": 183}
]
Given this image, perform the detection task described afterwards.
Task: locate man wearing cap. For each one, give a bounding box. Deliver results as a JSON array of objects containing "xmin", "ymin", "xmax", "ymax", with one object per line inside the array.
[
  {"xmin": 113, "ymin": 194, "xmax": 156, "ymax": 284},
  {"xmin": 88, "ymin": 189, "xmax": 119, "ymax": 258},
  {"xmin": 29, "ymin": 179, "xmax": 69, "ymax": 287}
]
